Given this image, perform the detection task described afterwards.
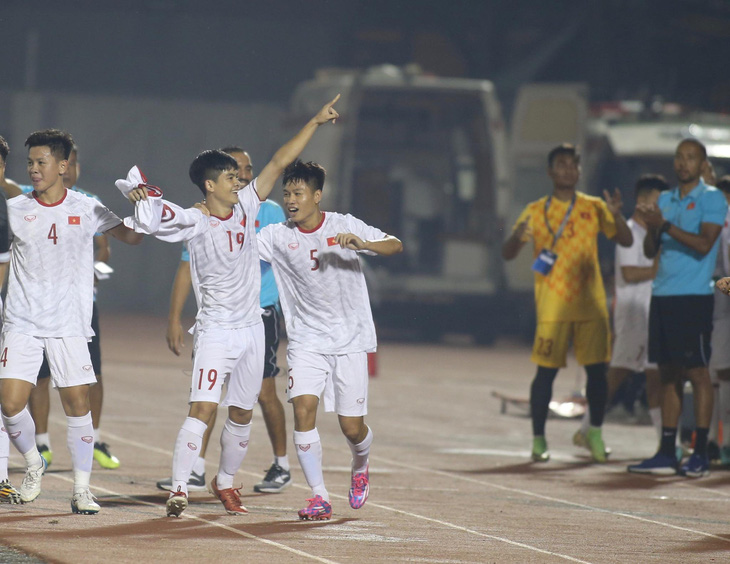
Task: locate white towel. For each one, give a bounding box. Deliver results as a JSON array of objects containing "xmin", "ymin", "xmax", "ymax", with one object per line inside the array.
[{"xmin": 116, "ymin": 165, "xmax": 164, "ymax": 234}]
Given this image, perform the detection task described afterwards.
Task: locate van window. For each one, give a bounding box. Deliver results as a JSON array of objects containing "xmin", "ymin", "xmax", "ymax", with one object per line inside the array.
[{"xmin": 349, "ymin": 88, "xmax": 495, "ymax": 274}]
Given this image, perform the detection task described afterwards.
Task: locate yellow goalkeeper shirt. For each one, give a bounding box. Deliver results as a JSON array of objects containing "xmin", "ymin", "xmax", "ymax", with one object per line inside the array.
[{"xmin": 514, "ymin": 191, "xmax": 617, "ymax": 322}]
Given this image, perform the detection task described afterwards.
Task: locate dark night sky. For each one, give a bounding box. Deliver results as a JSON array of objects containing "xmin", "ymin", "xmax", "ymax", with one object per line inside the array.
[{"xmin": 3, "ymin": 0, "xmax": 730, "ymax": 112}]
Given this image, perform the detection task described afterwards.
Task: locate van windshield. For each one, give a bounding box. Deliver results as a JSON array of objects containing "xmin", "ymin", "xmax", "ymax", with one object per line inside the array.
[{"xmin": 349, "ymin": 88, "xmax": 496, "ymax": 275}]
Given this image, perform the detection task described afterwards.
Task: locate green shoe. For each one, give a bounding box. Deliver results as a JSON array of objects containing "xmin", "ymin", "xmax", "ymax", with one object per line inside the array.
[
  {"xmin": 532, "ymin": 436, "xmax": 550, "ymax": 462},
  {"xmin": 38, "ymin": 445, "xmax": 53, "ymax": 468},
  {"xmin": 572, "ymin": 430, "xmax": 588, "ymax": 449},
  {"xmin": 574, "ymin": 429, "xmax": 612, "ymax": 458},
  {"xmin": 586, "ymin": 427, "xmax": 607, "ymax": 463},
  {"xmin": 93, "ymin": 442, "xmax": 120, "ymax": 469}
]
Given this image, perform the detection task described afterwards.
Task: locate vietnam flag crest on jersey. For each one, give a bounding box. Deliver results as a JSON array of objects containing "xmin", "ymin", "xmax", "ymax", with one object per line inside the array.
[
  {"xmin": 327, "ymin": 236, "xmax": 337, "ymax": 246},
  {"xmin": 68, "ymin": 216, "xmax": 81, "ymax": 225}
]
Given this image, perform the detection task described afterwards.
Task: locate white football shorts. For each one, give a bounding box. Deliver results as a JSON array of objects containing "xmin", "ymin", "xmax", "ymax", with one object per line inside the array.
[
  {"xmin": 190, "ymin": 323, "xmax": 264, "ymax": 409},
  {"xmin": 610, "ymin": 303, "xmax": 657, "ymax": 372},
  {"xmin": 286, "ymin": 349, "xmax": 369, "ymax": 417},
  {"xmin": 0, "ymin": 332, "xmax": 96, "ymax": 388}
]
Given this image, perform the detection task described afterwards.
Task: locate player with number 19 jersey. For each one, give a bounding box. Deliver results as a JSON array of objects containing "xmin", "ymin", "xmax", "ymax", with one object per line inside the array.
[
  {"xmin": 126, "ymin": 180, "xmax": 263, "ymax": 330},
  {"xmin": 257, "ymin": 212, "xmax": 385, "ymax": 354},
  {"xmin": 4, "ymin": 189, "xmax": 121, "ymax": 337}
]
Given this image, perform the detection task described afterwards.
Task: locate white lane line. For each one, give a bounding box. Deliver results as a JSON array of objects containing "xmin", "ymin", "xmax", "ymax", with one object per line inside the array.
[
  {"xmin": 359, "ymin": 500, "xmax": 592, "ymax": 563},
  {"xmin": 91, "ymin": 429, "xmax": 594, "ymax": 564},
  {"xmin": 371, "ymin": 453, "xmax": 730, "ymax": 544},
  {"xmin": 43, "ymin": 471, "xmax": 341, "ymax": 564}
]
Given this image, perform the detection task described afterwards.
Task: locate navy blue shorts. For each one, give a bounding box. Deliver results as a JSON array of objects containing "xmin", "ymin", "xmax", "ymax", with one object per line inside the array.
[{"xmin": 648, "ymin": 295, "xmax": 713, "ymax": 369}]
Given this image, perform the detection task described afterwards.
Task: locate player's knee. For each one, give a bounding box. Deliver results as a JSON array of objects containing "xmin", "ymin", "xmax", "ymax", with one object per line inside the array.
[
  {"xmin": 1, "ymin": 401, "xmax": 25, "ymax": 418},
  {"xmin": 189, "ymin": 401, "xmax": 217, "ymax": 421},
  {"xmin": 338, "ymin": 417, "xmax": 365, "ymax": 443},
  {"xmin": 292, "ymin": 401, "xmax": 317, "ymax": 429},
  {"xmin": 228, "ymin": 406, "xmax": 253, "ymax": 425}
]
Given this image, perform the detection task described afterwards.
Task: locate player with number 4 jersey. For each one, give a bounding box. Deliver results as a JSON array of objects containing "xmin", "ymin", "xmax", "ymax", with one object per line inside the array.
[
  {"xmin": 257, "ymin": 159, "xmax": 403, "ymax": 520},
  {"xmin": 120, "ymin": 96, "xmax": 341, "ymax": 517},
  {"xmin": 0, "ymin": 129, "xmax": 144, "ymax": 515}
]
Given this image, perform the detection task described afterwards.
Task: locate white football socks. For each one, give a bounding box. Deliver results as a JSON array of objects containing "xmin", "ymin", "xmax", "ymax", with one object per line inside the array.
[
  {"xmin": 294, "ymin": 428, "xmax": 328, "ymax": 501},
  {"xmin": 172, "ymin": 417, "xmax": 207, "ymax": 495},
  {"xmin": 0, "ymin": 427, "xmax": 9, "ymax": 481},
  {"xmin": 67, "ymin": 412, "xmax": 94, "ymax": 493},
  {"xmin": 216, "ymin": 419, "xmax": 251, "ymax": 489},
  {"xmin": 3, "ymin": 408, "xmax": 42, "ymax": 469},
  {"xmin": 348, "ymin": 426, "xmax": 373, "ymax": 474}
]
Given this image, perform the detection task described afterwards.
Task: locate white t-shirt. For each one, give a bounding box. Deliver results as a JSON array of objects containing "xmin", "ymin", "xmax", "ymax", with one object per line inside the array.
[
  {"xmin": 713, "ymin": 208, "xmax": 730, "ymax": 320},
  {"xmin": 614, "ymin": 218, "xmax": 653, "ymax": 313},
  {"xmin": 4, "ymin": 189, "xmax": 121, "ymax": 337},
  {"xmin": 126, "ymin": 180, "xmax": 263, "ymax": 331},
  {"xmin": 257, "ymin": 212, "xmax": 386, "ymax": 355}
]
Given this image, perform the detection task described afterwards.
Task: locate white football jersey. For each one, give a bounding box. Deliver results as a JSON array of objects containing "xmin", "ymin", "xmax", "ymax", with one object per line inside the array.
[
  {"xmin": 614, "ymin": 218, "xmax": 653, "ymax": 312},
  {"xmin": 257, "ymin": 212, "xmax": 386, "ymax": 354},
  {"xmin": 126, "ymin": 180, "xmax": 263, "ymax": 330},
  {"xmin": 4, "ymin": 189, "xmax": 121, "ymax": 337}
]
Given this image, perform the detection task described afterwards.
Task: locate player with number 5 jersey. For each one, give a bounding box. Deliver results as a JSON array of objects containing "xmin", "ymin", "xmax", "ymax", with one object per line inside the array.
[
  {"xmin": 119, "ymin": 95, "xmax": 341, "ymax": 517},
  {"xmin": 257, "ymin": 159, "xmax": 403, "ymax": 520}
]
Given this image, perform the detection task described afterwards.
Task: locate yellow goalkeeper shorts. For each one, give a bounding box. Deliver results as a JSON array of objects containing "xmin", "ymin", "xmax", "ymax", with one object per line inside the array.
[{"xmin": 530, "ymin": 318, "xmax": 611, "ymax": 368}]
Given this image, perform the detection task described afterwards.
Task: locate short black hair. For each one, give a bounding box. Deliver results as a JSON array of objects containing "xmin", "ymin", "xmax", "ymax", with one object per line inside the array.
[
  {"xmin": 678, "ymin": 138, "xmax": 708, "ymax": 160},
  {"xmin": 0, "ymin": 135, "xmax": 8, "ymax": 162},
  {"xmin": 188, "ymin": 149, "xmax": 239, "ymax": 195},
  {"xmin": 547, "ymin": 143, "xmax": 580, "ymax": 168},
  {"xmin": 220, "ymin": 146, "xmax": 246, "ymax": 156},
  {"xmin": 716, "ymin": 175, "xmax": 730, "ymax": 194},
  {"xmin": 635, "ymin": 174, "xmax": 669, "ymax": 198},
  {"xmin": 282, "ymin": 159, "xmax": 326, "ymax": 192},
  {"xmin": 24, "ymin": 129, "xmax": 73, "ymax": 161}
]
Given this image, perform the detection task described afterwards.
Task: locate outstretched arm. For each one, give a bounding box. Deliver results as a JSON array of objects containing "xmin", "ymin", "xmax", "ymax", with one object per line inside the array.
[
  {"xmin": 255, "ymin": 94, "xmax": 341, "ymax": 201},
  {"xmin": 106, "ymin": 223, "xmax": 144, "ymax": 245}
]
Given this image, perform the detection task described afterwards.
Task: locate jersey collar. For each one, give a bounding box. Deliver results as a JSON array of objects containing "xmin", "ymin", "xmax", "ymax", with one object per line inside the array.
[
  {"xmin": 33, "ymin": 188, "xmax": 68, "ymax": 207},
  {"xmin": 296, "ymin": 212, "xmax": 326, "ymax": 233}
]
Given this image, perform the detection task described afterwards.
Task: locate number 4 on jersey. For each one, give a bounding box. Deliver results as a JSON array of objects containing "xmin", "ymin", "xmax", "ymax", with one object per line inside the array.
[{"xmin": 48, "ymin": 224, "xmax": 58, "ymax": 245}]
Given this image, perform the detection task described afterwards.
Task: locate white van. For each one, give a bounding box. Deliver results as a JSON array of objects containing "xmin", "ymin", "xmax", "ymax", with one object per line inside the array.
[{"xmin": 283, "ymin": 65, "xmax": 513, "ymax": 343}]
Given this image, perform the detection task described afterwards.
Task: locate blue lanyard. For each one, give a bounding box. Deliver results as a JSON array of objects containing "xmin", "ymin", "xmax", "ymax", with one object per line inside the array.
[{"xmin": 544, "ymin": 194, "xmax": 576, "ymax": 249}]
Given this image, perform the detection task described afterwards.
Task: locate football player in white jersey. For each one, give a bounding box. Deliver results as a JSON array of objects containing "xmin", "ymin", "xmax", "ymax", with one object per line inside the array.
[
  {"xmin": 0, "ymin": 129, "xmax": 144, "ymax": 514},
  {"xmin": 27, "ymin": 143, "xmax": 122, "ymax": 471},
  {"xmin": 123, "ymin": 96, "xmax": 340, "ymax": 517},
  {"xmin": 257, "ymin": 159, "xmax": 403, "ymax": 520},
  {"xmin": 155, "ymin": 147, "xmax": 292, "ymax": 495}
]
